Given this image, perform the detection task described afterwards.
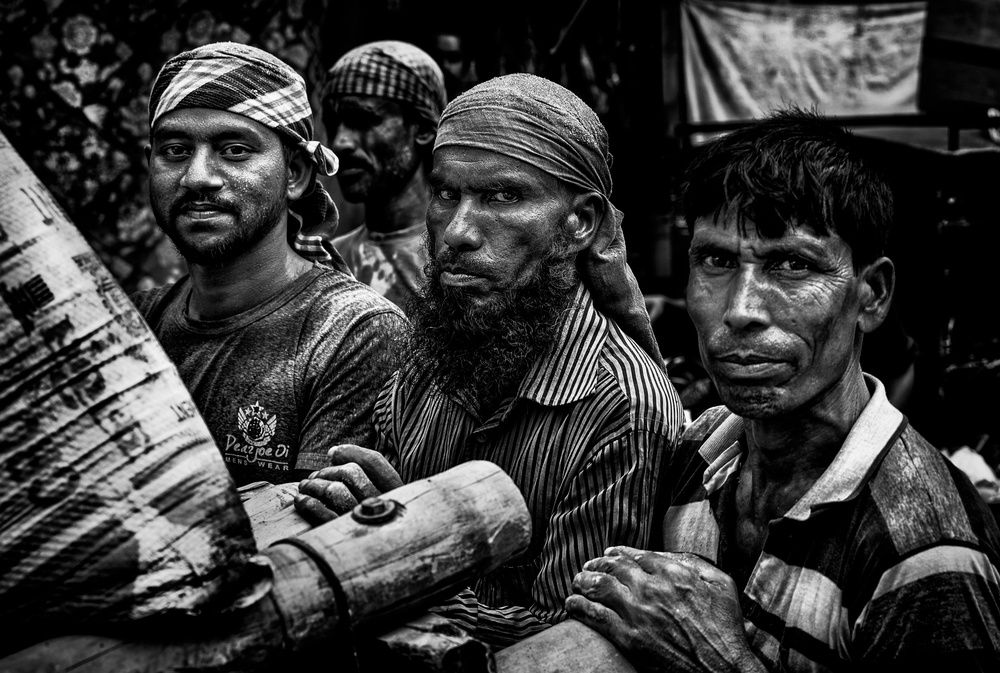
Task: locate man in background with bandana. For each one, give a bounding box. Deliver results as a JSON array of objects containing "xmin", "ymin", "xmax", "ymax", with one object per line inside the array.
[
  {"xmin": 130, "ymin": 42, "xmax": 409, "ymax": 487},
  {"xmin": 321, "ymin": 40, "xmax": 447, "ymax": 314},
  {"xmin": 296, "ymin": 73, "xmax": 684, "ymax": 647}
]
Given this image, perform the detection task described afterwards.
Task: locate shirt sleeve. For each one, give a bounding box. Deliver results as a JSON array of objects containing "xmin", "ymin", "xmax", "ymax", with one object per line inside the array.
[
  {"xmin": 295, "ymin": 309, "xmax": 409, "ymax": 473},
  {"xmin": 429, "ymin": 422, "xmax": 672, "ymax": 648},
  {"xmin": 853, "ymin": 542, "xmax": 1000, "ymax": 668}
]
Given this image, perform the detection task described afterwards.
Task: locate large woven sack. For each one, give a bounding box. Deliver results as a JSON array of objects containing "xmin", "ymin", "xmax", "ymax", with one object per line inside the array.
[{"xmin": 0, "ymin": 131, "xmax": 258, "ymax": 644}]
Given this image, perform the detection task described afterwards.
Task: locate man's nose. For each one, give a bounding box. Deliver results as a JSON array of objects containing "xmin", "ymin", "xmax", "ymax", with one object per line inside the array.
[
  {"xmin": 724, "ymin": 266, "xmax": 770, "ymax": 330},
  {"xmin": 441, "ymin": 198, "xmax": 483, "ymax": 252},
  {"xmin": 331, "ymin": 124, "xmax": 358, "ymax": 153},
  {"xmin": 178, "ymin": 147, "xmax": 224, "ymax": 192}
]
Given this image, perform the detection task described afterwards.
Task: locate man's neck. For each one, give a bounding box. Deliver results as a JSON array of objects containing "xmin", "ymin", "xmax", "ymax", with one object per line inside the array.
[
  {"xmin": 186, "ymin": 228, "xmax": 312, "ymax": 321},
  {"xmin": 741, "ymin": 367, "xmax": 872, "ymax": 519},
  {"xmin": 364, "ymin": 164, "xmax": 430, "ymax": 234}
]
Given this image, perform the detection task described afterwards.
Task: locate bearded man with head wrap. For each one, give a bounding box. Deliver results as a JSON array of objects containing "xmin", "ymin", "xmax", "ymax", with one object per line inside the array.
[
  {"xmin": 296, "ymin": 73, "xmax": 684, "ymax": 647},
  {"xmin": 322, "ymin": 40, "xmax": 447, "ymax": 314},
  {"xmin": 130, "ymin": 42, "xmax": 409, "ymax": 487}
]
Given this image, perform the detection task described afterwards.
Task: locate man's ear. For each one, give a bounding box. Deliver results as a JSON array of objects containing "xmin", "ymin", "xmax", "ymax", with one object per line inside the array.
[
  {"xmin": 286, "ymin": 150, "xmax": 313, "ymax": 201},
  {"xmin": 561, "ymin": 192, "xmax": 605, "ymax": 253},
  {"xmin": 857, "ymin": 256, "xmax": 895, "ymax": 334}
]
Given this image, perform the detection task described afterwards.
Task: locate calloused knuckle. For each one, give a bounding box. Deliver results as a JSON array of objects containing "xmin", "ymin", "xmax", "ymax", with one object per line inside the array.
[{"xmin": 324, "ymin": 481, "xmax": 349, "ymax": 501}]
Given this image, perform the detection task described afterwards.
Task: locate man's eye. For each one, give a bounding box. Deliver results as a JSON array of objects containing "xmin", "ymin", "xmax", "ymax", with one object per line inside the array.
[
  {"xmin": 434, "ymin": 187, "xmax": 458, "ymax": 201},
  {"xmin": 490, "ymin": 190, "xmax": 518, "ymax": 203},
  {"xmin": 220, "ymin": 145, "xmax": 253, "ymax": 159},
  {"xmin": 159, "ymin": 144, "xmax": 189, "ymax": 158},
  {"xmin": 699, "ymin": 253, "xmax": 736, "ymax": 269},
  {"xmin": 772, "ymin": 256, "xmax": 811, "ymax": 272}
]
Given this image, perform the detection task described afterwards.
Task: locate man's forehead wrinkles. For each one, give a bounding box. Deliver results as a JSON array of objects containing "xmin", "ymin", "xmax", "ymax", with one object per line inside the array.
[{"xmin": 433, "ymin": 162, "xmax": 531, "ymax": 189}]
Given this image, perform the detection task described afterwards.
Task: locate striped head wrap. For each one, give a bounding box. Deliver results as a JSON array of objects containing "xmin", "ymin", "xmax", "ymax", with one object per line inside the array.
[
  {"xmin": 323, "ymin": 41, "xmax": 447, "ymax": 125},
  {"xmin": 148, "ymin": 41, "xmax": 349, "ymax": 272},
  {"xmin": 149, "ymin": 41, "xmax": 338, "ymax": 176},
  {"xmin": 434, "ymin": 73, "xmax": 663, "ymax": 369}
]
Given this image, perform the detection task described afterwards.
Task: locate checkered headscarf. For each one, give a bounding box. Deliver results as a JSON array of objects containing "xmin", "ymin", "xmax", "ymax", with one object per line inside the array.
[
  {"xmin": 149, "ymin": 41, "xmax": 338, "ymax": 176},
  {"xmin": 323, "ymin": 41, "xmax": 447, "ymax": 125},
  {"xmin": 148, "ymin": 41, "xmax": 349, "ymax": 272}
]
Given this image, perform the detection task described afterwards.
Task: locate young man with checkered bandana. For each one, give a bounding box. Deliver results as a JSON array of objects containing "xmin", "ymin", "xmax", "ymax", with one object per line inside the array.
[{"xmin": 131, "ymin": 42, "xmax": 409, "ymax": 487}]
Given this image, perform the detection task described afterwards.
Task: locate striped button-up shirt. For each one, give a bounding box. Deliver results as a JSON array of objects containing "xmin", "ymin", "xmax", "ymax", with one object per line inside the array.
[
  {"xmin": 660, "ymin": 376, "xmax": 1000, "ymax": 671},
  {"xmin": 373, "ymin": 284, "xmax": 683, "ymax": 647}
]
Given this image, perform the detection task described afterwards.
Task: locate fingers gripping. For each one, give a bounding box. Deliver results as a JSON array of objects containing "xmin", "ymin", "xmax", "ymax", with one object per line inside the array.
[
  {"xmin": 328, "ymin": 444, "xmax": 403, "ymax": 492},
  {"xmin": 298, "ymin": 475, "xmax": 360, "ymax": 514},
  {"xmin": 311, "ymin": 463, "xmax": 381, "ymax": 502},
  {"xmin": 294, "ymin": 493, "xmax": 339, "ymax": 524}
]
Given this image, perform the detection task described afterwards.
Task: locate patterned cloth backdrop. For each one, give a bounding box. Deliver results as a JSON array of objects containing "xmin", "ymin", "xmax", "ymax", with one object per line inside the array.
[{"xmin": 0, "ymin": 0, "xmax": 332, "ymax": 293}]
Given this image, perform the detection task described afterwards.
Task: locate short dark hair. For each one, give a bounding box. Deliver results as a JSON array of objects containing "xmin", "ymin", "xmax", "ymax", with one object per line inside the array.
[{"xmin": 682, "ymin": 108, "xmax": 893, "ymax": 271}]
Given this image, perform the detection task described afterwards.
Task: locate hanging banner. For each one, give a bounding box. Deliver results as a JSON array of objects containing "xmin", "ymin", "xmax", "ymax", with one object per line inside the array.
[{"xmin": 682, "ymin": 0, "xmax": 929, "ymax": 124}]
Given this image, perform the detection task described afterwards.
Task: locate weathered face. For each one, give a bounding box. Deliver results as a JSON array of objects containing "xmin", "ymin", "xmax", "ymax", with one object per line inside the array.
[
  {"xmin": 686, "ymin": 212, "xmax": 867, "ymax": 419},
  {"xmin": 324, "ymin": 94, "xmax": 421, "ymax": 203},
  {"xmin": 426, "ymin": 146, "xmax": 575, "ymax": 311},
  {"xmin": 147, "ymin": 108, "xmax": 289, "ymax": 266}
]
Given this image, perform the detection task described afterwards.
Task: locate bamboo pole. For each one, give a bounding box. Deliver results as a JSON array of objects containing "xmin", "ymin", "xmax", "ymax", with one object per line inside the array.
[
  {"xmin": 495, "ymin": 620, "xmax": 638, "ymax": 673},
  {"xmin": 0, "ymin": 461, "xmax": 532, "ymax": 672}
]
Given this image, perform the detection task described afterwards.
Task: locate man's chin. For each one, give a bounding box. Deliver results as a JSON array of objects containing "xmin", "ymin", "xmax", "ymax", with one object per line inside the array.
[
  {"xmin": 168, "ymin": 235, "xmax": 241, "ymax": 268},
  {"xmin": 715, "ymin": 382, "xmax": 789, "ymax": 420},
  {"xmin": 336, "ymin": 177, "xmax": 371, "ymax": 203}
]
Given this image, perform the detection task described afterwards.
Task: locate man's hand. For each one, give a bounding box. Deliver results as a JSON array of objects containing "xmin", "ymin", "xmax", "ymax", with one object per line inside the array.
[
  {"xmin": 565, "ymin": 546, "xmax": 764, "ymax": 673},
  {"xmin": 294, "ymin": 445, "xmax": 404, "ymax": 524}
]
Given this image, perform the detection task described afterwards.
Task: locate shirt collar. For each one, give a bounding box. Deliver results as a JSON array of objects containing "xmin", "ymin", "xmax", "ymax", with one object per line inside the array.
[
  {"xmin": 700, "ymin": 374, "xmax": 907, "ymax": 520},
  {"xmin": 784, "ymin": 374, "xmax": 907, "ymax": 520},
  {"xmin": 516, "ymin": 284, "xmax": 607, "ymax": 407}
]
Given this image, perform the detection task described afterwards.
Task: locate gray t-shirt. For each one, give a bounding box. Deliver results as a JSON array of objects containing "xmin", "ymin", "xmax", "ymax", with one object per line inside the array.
[{"xmin": 131, "ymin": 264, "xmax": 409, "ymax": 486}]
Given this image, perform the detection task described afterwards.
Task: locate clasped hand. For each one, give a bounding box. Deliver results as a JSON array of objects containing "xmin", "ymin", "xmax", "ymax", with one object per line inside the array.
[
  {"xmin": 294, "ymin": 445, "xmax": 403, "ymax": 524},
  {"xmin": 565, "ymin": 546, "xmax": 762, "ymax": 673}
]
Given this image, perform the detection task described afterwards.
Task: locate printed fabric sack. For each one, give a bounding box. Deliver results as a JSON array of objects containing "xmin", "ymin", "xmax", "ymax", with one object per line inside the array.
[{"xmin": 0, "ymin": 130, "xmax": 259, "ymax": 648}]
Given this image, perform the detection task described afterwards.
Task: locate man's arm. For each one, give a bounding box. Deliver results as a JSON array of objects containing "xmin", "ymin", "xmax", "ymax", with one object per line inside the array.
[
  {"xmin": 850, "ymin": 542, "xmax": 1000, "ymax": 671},
  {"xmin": 431, "ymin": 428, "xmax": 670, "ymax": 648},
  {"xmin": 294, "ymin": 309, "xmax": 408, "ymax": 476}
]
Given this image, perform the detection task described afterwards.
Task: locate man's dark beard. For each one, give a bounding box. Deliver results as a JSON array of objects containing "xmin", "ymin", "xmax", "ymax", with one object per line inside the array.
[{"xmin": 408, "ymin": 249, "xmax": 580, "ymax": 411}]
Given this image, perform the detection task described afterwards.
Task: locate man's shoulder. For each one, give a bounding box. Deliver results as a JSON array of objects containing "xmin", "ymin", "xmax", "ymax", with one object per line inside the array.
[
  {"xmin": 295, "ymin": 267, "xmax": 409, "ymax": 361},
  {"xmin": 306, "ymin": 266, "xmax": 407, "ymax": 321},
  {"xmin": 866, "ymin": 423, "xmax": 1000, "ymax": 556},
  {"xmin": 596, "ymin": 320, "xmax": 684, "ymax": 431},
  {"xmin": 129, "ymin": 280, "xmax": 186, "ymax": 325}
]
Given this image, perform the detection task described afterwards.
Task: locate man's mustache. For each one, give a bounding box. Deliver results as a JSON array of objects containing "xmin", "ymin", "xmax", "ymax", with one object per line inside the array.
[
  {"xmin": 168, "ymin": 195, "xmax": 235, "ymax": 220},
  {"xmin": 432, "ymin": 248, "xmax": 494, "ymax": 280}
]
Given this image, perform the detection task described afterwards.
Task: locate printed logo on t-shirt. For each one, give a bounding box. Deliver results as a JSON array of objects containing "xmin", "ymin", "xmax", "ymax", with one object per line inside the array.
[
  {"xmin": 223, "ymin": 401, "xmax": 291, "ymax": 472},
  {"xmin": 238, "ymin": 401, "xmax": 276, "ymax": 446}
]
